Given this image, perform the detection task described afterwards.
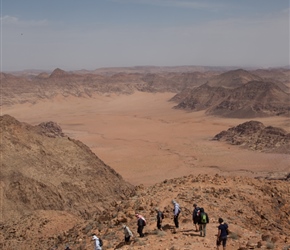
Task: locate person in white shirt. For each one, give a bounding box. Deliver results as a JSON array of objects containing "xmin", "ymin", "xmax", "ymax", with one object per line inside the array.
[
  {"xmin": 172, "ymin": 200, "xmax": 181, "ymax": 229},
  {"xmin": 122, "ymin": 224, "xmax": 133, "ymax": 243},
  {"xmin": 92, "ymin": 234, "xmax": 102, "ymax": 250}
]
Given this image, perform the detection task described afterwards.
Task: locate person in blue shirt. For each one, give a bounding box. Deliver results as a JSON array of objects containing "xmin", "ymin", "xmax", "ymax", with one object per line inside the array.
[{"xmin": 216, "ymin": 217, "xmax": 229, "ymax": 250}]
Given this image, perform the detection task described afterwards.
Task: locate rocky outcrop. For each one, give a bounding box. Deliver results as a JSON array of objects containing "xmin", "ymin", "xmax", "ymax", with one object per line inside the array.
[
  {"xmin": 213, "ymin": 120, "xmax": 290, "ymax": 153},
  {"xmin": 173, "ymin": 81, "xmax": 290, "ymax": 118}
]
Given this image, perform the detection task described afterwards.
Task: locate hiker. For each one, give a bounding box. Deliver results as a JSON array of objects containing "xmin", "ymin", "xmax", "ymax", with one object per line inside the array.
[
  {"xmin": 216, "ymin": 218, "xmax": 229, "ymax": 250},
  {"xmin": 136, "ymin": 213, "xmax": 146, "ymax": 237},
  {"xmin": 198, "ymin": 207, "xmax": 209, "ymax": 237},
  {"xmin": 172, "ymin": 200, "xmax": 181, "ymax": 229},
  {"xmin": 122, "ymin": 224, "xmax": 133, "ymax": 243},
  {"xmin": 155, "ymin": 207, "xmax": 164, "ymax": 230},
  {"xmin": 92, "ymin": 234, "xmax": 102, "ymax": 250},
  {"xmin": 192, "ymin": 203, "xmax": 200, "ymax": 232}
]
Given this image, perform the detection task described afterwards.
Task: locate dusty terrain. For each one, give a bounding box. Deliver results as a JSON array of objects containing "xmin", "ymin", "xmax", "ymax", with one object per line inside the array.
[
  {"xmin": 4, "ymin": 92, "xmax": 290, "ymax": 186},
  {"xmin": 1, "ymin": 67, "xmax": 290, "ymax": 250}
]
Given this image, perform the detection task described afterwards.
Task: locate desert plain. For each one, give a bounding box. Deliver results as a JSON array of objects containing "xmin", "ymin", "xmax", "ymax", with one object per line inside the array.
[{"xmin": 4, "ymin": 91, "xmax": 290, "ymax": 186}]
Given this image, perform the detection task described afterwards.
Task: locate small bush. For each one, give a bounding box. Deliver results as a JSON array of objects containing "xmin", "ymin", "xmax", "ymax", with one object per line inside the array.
[
  {"xmin": 266, "ymin": 242, "xmax": 275, "ymax": 249},
  {"xmin": 228, "ymin": 231, "xmax": 239, "ymax": 240},
  {"xmin": 156, "ymin": 230, "xmax": 166, "ymax": 237}
]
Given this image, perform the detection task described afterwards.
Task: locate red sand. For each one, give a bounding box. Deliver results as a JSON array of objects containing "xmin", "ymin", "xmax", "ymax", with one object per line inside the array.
[{"xmin": 4, "ymin": 92, "xmax": 290, "ymax": 186}]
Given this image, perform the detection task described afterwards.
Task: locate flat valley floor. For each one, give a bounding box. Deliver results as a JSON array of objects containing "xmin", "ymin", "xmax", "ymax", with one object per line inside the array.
[{"xmin": 4, "ymin": 92, "xmax": 290, "ymax": 186}]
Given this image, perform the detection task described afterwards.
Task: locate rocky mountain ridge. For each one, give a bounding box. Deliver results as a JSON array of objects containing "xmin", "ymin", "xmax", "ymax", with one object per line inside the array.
[
  {"xmin": 173, "ymin": 80, "xmax": 290, "ymax": 118},
  {"xmin": 1, "ymin": 68, "xmax": 214, "ymax": 106},
  {"xmin": 0, "ymin": 114, "xmax": 134, "ymax": 222}
]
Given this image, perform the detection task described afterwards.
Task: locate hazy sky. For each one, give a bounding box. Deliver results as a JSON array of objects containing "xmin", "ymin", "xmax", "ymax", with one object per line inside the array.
[{"xmin": 1, "ymin": 0, "xmax": 289, "ymax": 71}]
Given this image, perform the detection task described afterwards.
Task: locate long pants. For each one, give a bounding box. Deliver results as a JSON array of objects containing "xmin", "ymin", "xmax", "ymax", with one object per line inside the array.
[
  {"xmin": 137, "ymin": 226, "xmax": 144, "ymax": 237},
  {"xmin": 200, "ymin": 224, "xmax": 207, "ymax": 236},
  {"xmin": 174, "ymin": 215, "xmax": 179, "ymax": 228}
]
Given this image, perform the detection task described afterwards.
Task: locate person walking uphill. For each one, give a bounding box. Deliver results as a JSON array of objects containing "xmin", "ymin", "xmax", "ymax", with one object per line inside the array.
[
  {"xmin": 122, "ymin": 224, "xmax": 133, "ymax": 243},
  {"xmin": 198, "ymin": 207, "xmax": 209, "ymax": 237},
  {"xmin": 155, "ymin": 208, "xmax": 164, "ymax": 230},
  {"xmin": 192, "ymin": 203, "xmax": 200, "ymax": 232},
  {"xmin": 92, "ymin": 234, "xmax": 102, "ymax": 250},
  {"xmin": 172, "ymin": 200, "xmax": 181, "ymax": 229},
  {"xmin": 216, "ymin": 218, "xmax": 229, "ymax": 250},
  {"xmin": 136, "ymin": 213, "xmax": 146, "ymax": 237}
]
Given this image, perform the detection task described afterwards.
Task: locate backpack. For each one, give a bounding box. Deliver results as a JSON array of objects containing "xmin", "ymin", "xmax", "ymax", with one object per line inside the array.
[
  {"xmin": 158, "ymin": 211, "xmax": 164, "ymax": 220},
  {"xmin": 99, "ymin": 238, "xmax": 103, "ymax": 247},
  {"xmin": 201, "ymin": 213, "xmax": 207, "ymax": 224},
  {"xmin": 194, "ymin": 207, "xmax": 200, "ymax": 217},
  {"xmin": 225, "ymin": 224, "xmax": 229, "ymax": 235}
]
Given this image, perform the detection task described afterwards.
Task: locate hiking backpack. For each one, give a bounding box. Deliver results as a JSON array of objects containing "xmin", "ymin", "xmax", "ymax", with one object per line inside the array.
[
  {"xmin": 99, "ymin": 238, "xmax": 103, "ymax": 247},
  {"xmin": 201, "ymin": 213, "xmax": 207, "ymax": 223},
  {"xmin": 225, "ymin": 223, "xmax": 229, "ymax": 235}
]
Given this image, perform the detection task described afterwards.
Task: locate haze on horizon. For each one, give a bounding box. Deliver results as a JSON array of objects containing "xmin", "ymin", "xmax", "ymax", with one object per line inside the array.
[{"xmin": 1, "ymin": 0, "xmax": 289, "ymax": 72}]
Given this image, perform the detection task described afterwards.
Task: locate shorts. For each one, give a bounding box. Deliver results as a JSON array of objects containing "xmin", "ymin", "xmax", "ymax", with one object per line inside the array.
[
  {"xmin": 193, "ymin": 217, "xmax": 199, "ymax": 224},
  {"xmin": 217, "ymin": 236, "xmax": 227, "ymax": 247}
]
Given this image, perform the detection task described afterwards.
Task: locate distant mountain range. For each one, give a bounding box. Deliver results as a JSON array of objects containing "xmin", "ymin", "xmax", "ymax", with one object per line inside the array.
[{"xmin": 2, "ymin": 67, "xmax": 290, "ymax": 118}]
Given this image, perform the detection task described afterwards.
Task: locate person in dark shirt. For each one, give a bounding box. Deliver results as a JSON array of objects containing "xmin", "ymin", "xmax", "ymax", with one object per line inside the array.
[
  {"xmin": 216, "ymin": 217, "xmax": 229, "ymax": 250},
  {"xmin": 192, "ymin": 203, "xmax": 200, "ymax": 232},
  {"xmin": 136, "ymin": 213, "xmax": 146, "ymax": 237},
  {"xmin": 155, "ymin": 208, "xmax": 164, "ymax": 230}
]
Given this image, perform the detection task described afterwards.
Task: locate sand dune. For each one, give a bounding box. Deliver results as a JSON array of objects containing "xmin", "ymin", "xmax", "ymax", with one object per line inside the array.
[{"xmin": 4, "ymin": 92, "xmax": 290, "ymax": 186}]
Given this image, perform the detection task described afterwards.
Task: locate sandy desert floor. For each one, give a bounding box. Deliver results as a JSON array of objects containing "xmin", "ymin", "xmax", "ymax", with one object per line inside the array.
[{"xmin": 3, "ymin": 92, "xmax": 290, "ymax": 186}]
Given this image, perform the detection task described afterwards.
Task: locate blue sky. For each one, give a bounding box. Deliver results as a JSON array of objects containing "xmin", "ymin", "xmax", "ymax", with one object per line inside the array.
[{"xmin": 1, "ymin": 0, "xmax": 289, "ymax": 71}]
